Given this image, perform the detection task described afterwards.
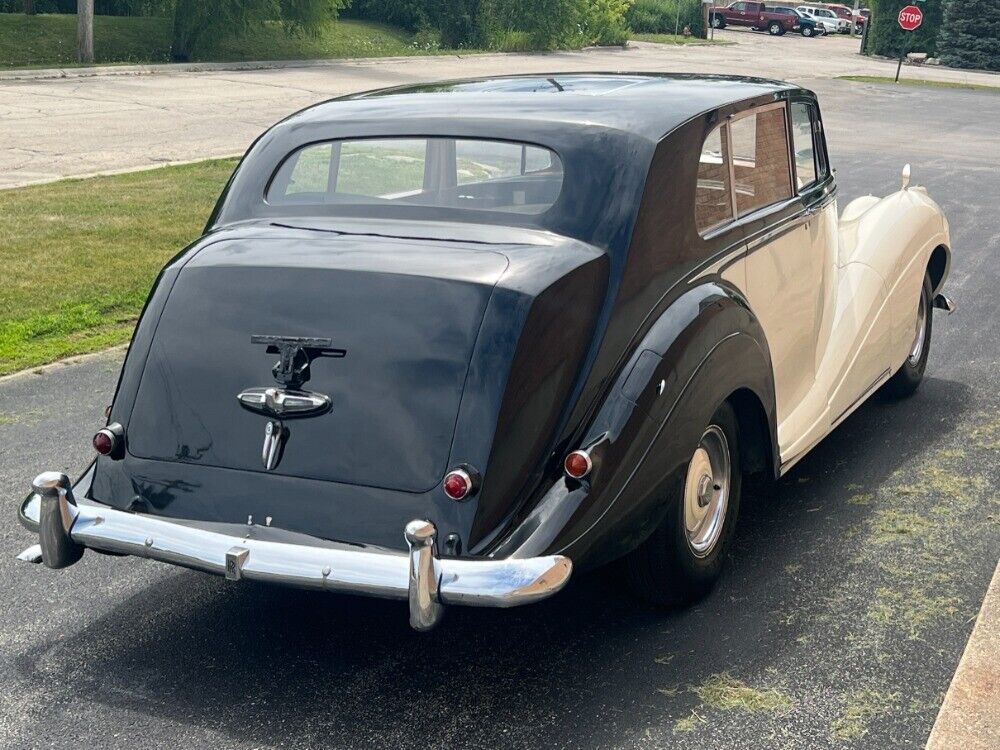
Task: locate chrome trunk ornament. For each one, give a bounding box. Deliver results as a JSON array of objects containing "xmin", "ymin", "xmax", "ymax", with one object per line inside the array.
[
  {"xmin": 261, "ymin": 419, "xmax": 285, "ymax": 471},
  {"xmin": 240, "ymin": 335, "xmax": 343, "ymax": 469},
  {"xmin": 249, "ymin": 334, "xmax": 345, "ymax": 389},
  {"xmin": 237, "ymin": 386, "xmax": 331, "ymax": 419}
]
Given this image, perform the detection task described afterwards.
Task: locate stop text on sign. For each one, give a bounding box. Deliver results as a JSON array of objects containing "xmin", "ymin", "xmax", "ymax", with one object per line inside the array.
[{"xmin": 898, "ymin": 4, "xmax": 923, "ymax": 31}]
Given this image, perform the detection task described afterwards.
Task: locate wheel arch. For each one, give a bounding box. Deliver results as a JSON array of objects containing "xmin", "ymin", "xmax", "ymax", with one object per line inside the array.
[
  {"xmin": 927, "ymin": 243, "xmax": 950, "ymax": 297},
  {"xmin": 727, "ymin": 386, "xmax": 777, "ymax": 479},
  {"xmin": 530, "ymin": 281, "xmax": 780, "ymax": 567}
]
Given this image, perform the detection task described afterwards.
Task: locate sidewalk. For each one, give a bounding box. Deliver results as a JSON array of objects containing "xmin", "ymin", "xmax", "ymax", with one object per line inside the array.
[{"xmin": 926, "ymin": 559, "xmax": 1000, "ymax": 749}]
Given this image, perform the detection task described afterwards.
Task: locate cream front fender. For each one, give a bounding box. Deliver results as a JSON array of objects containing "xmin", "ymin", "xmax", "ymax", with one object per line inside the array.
[{"xmin": 838, "ymin": 180, "xmax": 950, "ymax": 369}]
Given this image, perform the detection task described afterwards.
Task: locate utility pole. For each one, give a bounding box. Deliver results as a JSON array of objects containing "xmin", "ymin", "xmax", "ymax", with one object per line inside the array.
[
  {"xmin": 25, "ymin": 0, "xmax": 36, "ymax": 15},
  {"xmin": 77, "ymin": 0, "xmax": 94, "ymax": 64}
]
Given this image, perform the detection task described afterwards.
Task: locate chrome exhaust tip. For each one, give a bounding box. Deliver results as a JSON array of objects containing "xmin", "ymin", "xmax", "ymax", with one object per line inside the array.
[
  {"xmin": 932, "ymin": 293, "xmax": 956, "ymax": 314},
  {"xmin": 16, "ymin": 544, "xmax": 43, "ymax": 564}
]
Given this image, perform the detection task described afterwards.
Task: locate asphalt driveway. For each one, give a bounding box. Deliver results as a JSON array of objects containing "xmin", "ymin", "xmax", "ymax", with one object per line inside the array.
[{"xmin": 1, "ymin": 80, "xmax": 998, "ymax": 749}]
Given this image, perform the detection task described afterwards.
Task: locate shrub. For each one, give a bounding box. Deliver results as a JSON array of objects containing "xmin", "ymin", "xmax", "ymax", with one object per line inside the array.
[
  {"xmin": 626, "ymin": 0, "xmax": 703, "ymax": 37},
  {"xmin": 937, "ymin": 0, "xmax": 1000, "ymax": 71},
  {"xmin": 347, "ymin": 0, "xmax": 632, "ymax": 49},
  {"xmin": 0, "ymin": 0, "xmax": 171, "ymax": 14},
  {"xmin": 581, "ymin": 0, "xmax": 631, "ymax": 45},
  {"xmin": 863, "ymin": 0, "xmax": 944, "ymax": 58},
  {"xmin": 343, "ymin": 0, "xmax": 428, "ymax": 31}
]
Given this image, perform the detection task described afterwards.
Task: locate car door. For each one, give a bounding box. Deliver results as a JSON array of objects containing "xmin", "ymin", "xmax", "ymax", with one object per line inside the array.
[
  {"xmin": 729, "ymin": 2, "xmax": 751, "ymax": 25},
  {"xmin": 736, "ymin": 102, "xmax": 830, "ymax": 456}
]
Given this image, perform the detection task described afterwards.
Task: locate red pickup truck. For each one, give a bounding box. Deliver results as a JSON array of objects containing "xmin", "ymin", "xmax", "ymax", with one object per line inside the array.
[{"xmin": 710, "ymin": 1, "xmax": 798, "ymax": 35}]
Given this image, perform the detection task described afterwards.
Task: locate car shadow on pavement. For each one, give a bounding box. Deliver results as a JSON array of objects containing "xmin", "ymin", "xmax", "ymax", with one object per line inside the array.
[{"xmin": 13, "ymin": 376, "xmax": 975, "ymax": 748}]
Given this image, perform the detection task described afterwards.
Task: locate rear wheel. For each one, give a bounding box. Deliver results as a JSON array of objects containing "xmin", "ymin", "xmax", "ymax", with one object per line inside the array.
[
  {"xmin": 883, "ymin": 274, "xmax": 932, "ymax": 398},
  {"xmin": 626, "ymin": 402, "xmax": 742, "ymax": 606},
  {"xmin": 802, "ymin": 25, "xmax": 814, "ymax": 36},
  {"xmin": 768, "ymin": 21, "xmax": 783, "ymax": 35},
  {"xmin": 711, "ymin": 14, "xmax": 726, "ymax": 28}
]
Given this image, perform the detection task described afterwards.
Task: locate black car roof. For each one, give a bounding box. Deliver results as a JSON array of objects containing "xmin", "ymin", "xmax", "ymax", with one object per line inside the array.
[{"xmin": 279, "ymin": 73, "xmax": 800, "ymax": 143}]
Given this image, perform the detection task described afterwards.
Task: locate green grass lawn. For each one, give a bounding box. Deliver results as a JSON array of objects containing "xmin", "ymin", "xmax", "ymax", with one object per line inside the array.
[
  {"xmin": 835, "ymin": 75, "xmax": 1000, "ymax": 92},
  {"xmin": 0, "ymin": 160, "xmax": 237, "ymax": 375},
  {"xmin": 0, "ymin": 13, "xmax": 437, "ymax": 68}
]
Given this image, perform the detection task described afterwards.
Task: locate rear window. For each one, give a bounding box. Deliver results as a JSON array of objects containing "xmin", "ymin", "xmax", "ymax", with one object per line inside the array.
[{"xmin": 266, "ymin": 137, "xmax": 563, "ymax": 215}]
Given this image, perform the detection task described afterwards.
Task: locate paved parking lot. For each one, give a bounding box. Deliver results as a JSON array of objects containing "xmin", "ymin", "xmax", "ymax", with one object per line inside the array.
[
  {"xmin": 1, "ymin": 31, "xmax": 997, "ymax": 188},
  {"xmin": 1, "ymin": 77, "xmax": 998, "ymax": 749}
]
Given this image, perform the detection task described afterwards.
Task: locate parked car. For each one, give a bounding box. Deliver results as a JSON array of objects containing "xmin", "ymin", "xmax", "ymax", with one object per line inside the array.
[
  {"xmin": 17, "ymin": 74, "xmax": 954, "ymax": 631},
  {"xmin": 710, "ymin": 1, "xmax": 798, "ymax": 35},
  {"xmin": 772, "ymin": 5, "xmax": 826, "ymax": 35},
  {"xmin": 854, "ymin": 7, "xmax": 870, "ymax": 32},
  {"xmin": 796, "ymin": 5, "xmax": 849, "ymax": 33},
  {"xmin": 823, "ymin": 3, "xmax": 863, "ymax": 32}
]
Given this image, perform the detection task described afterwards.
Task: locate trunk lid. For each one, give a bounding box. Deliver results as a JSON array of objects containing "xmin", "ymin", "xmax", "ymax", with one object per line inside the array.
[{"xmin": 127, "ymin": 233, "xmax": 508, "ymax": 493}]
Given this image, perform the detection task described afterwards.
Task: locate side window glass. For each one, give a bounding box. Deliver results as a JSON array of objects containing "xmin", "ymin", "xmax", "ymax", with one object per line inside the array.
[
  {"xmin": 731, "ymin": 2, "xmax": 747, "ymax": 11},
  {"xmin": 454, "ymin": 141, "xmax": 553, "ymax": 185},
  {"xmin": 695, "ymin": 124, "xmax": 733, "ymax": 233},
  {"xmin": 285, "ymin": 142, "xmax": 333, "ymax": 195},
  {"xmin": 728, "ymin": 106, "xmax": 793, "ymax": 215},
  {"xmin": 790, "ymin": 102, "xmax": 817, "ymax": 189},
  {"xmin": 336, "ymin": 139, "xmax": 427, "ymax": 197}
]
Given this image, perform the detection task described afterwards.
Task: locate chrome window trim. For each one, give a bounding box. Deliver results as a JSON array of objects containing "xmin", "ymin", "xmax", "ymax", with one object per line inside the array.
[{"xmin": 743, "ymin": 183, "xmax": 837, "ymax": 252}]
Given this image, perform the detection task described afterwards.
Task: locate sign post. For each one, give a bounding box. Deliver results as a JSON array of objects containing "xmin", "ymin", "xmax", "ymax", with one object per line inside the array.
[{"xmin": 895, "ymin": 4, "xmax": 924, "ymax": 82}]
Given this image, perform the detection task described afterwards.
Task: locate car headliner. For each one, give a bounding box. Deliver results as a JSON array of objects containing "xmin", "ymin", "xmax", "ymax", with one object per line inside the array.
[{"xmin": 277, "ymin": 73, "xmax": 798, "ymax": 143}]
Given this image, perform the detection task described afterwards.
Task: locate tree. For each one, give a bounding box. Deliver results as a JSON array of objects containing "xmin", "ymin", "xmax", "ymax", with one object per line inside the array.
[
  {"xmin": 862, "ymin": 0, "xmax": 944, "ymax": 58},
  {"xmin": 78, "ymin": 0, "xmax": 94, "ymax": 63},
  {"xmin": 170, "ymin": 0, "xmax": 346, "ymax": 62},
  {"xmin": 938, "ymin": 0, "xmax": 1000, "ymax": 71}
]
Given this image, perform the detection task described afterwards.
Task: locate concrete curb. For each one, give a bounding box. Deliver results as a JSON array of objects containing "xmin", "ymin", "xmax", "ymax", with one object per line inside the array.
[
  {"xmin": 0, "ymin": 45, "xmax": 635, "ymax": 82},
  {"xmin": 0, "ymin": 154, "xmax": 243, "ymax": 192},
  {"xmin": 0, "ymin": 344, "xmax": 128, "ymax": 385},
  {"xmin": 925, "ymin": 559, "xmax": 1000, "ymax": 749}
]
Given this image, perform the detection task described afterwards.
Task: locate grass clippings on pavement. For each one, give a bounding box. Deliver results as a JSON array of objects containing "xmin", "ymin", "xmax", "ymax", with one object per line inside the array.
[
  {"xmin": 836, "ymin": 75, "xmax": 1000, "ymax": 93},
  {"xmin": 831, "ymin": 689, "xmax": 899, "ymax": 741},
  {"xmin": 673, "ymin": 672, "xmax": 792, "ymax": 732},
  {"xmin": 691, "ymin": 673, "xmax": 793, "ymax": 712},
  {"xmin": 0, "ymin": 158, "xmax": 237, "ymax": 375}
]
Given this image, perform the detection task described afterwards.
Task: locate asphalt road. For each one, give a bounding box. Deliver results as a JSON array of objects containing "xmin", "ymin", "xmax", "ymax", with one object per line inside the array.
[{"xmin": 2, "ymin": 80, "xmax": 999, "ymax": 749}]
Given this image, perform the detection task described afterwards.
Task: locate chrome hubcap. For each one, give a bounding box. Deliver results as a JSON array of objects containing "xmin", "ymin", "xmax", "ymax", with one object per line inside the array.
[
  {"xmin": 683, "ymin": 425, "xmax": 731, "ymax": 558},
  {"xmin": 908, "ymin": 292, "xmax": 927, "ymax": 365}
]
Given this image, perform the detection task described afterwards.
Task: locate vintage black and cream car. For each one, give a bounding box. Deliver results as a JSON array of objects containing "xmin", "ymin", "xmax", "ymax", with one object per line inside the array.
[{"xmin": 18, "ymin": 74, "xmax": 954, "ymax": 630}]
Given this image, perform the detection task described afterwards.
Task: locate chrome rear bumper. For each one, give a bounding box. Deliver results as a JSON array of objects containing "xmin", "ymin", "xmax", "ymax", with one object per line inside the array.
[{"xmin": 18, "ymin": 471, "xmax": 571, "ymax": 630}]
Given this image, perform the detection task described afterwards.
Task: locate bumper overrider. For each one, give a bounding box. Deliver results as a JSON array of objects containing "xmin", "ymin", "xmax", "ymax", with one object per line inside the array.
[{"xmin": 17, "ymin": 470, "xmax": 572, "ymax": 630}]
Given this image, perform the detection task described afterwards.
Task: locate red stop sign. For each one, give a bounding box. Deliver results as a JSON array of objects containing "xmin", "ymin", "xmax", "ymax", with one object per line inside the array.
[{"xmin": 898, "ymin": 4, "xmax": 923, "ymax": 31}]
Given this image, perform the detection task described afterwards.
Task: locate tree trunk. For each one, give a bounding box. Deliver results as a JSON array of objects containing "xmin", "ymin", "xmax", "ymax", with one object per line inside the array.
[
  {"xmin": 170, "ymin": 0, "xmax": 201, "ymax": 62},
  {"xmin": 77, "ymin": 0, "xmax": 94, "ymax": 64},
  {"xmin": 25, "ymin": 0, "xmax": 36, "ymax": 15}
]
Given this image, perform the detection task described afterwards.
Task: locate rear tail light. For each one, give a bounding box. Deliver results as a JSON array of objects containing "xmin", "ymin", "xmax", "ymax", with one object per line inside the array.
[
  {"xmin": 442, "ymin": 468, "xmax": 474, "ymax": 501},
  {"xmin": 93, "ymin": 422, "xmax": 124, "ymax": 459},
  {"xmin": 564, "ymin": 449, "xmax": 593, "ymax": 480}
]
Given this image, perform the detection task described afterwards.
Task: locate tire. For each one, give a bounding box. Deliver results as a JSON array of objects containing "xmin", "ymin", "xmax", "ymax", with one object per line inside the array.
[
  {"xmin": 801, "ymin": 25, "xmax": 814, "ymax": 37},
  {"xmin": 883, "ymin": 274, "xmax": 932, "ymax": 398},
  {"xmin": 768, "ymin": 21, "xmax": 783, "ymax": 35},
  {"xmin": 626, "ymin": 401, "xmax": 743, "ymax": 606},
  {"xmin": 711, "ymin": 15, "xmax": 726, "ymax": 29}
]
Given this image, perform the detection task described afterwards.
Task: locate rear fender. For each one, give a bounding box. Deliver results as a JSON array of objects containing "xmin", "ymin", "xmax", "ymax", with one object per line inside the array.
[{"xmin": 494, "ymin": 282, "xmax": 778, "ymax": 566}]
